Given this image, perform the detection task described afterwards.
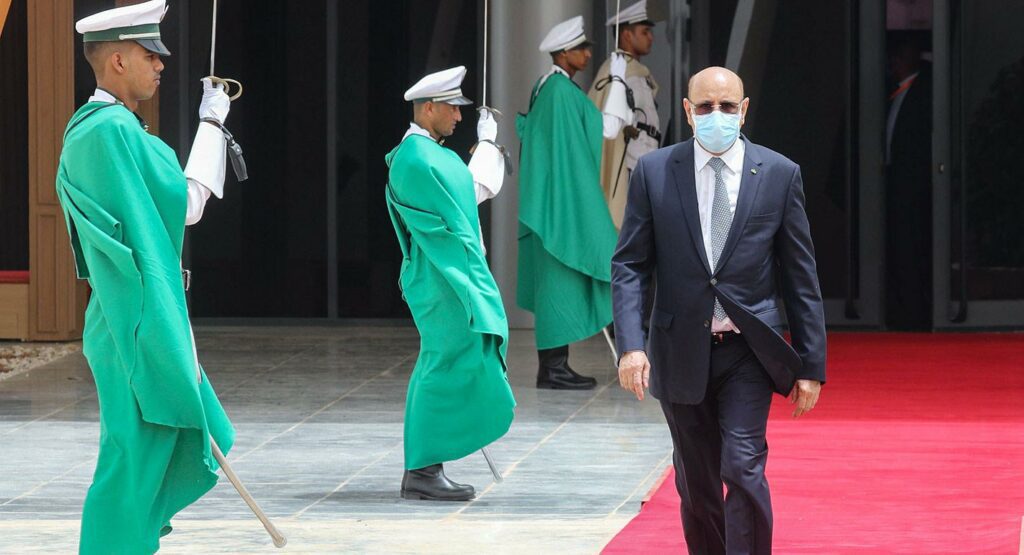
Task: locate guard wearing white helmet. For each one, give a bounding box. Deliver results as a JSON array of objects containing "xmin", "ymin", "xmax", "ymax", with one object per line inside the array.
[
  {"xmin": 57, "ymin": 1, "xmax": 237, "ymax": 551},
  {"xmin": 385, "ymin": 66, "xmax": 515, "ymax": 501}
]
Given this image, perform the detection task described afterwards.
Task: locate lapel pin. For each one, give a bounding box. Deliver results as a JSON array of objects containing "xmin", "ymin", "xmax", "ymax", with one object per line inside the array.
[{"xmin": 750, "ymin": 168, "xmax": 758, "ymax": 175}]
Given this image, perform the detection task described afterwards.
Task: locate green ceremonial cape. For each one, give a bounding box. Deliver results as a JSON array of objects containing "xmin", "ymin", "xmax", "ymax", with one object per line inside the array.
[
  {"xmin": 56, "ymin": 102, "xmax": 235, "ymax": 555},
  {"xmin": 515, "ymin": 72, "xmax": 618, "ymax": 349},
  {"xmin": 385, "ymin": 133, "xmax": 516, "ymax": 470}
]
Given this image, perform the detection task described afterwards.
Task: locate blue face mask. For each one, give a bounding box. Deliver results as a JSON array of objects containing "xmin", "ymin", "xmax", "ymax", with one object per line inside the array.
[{"xmin": 692, "ymin": 110, "xmax": 742, "ymax": 154}]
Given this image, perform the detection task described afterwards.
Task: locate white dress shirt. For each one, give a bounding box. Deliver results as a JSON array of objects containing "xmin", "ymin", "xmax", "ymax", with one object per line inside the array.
[
  {"xmin": 401, "ymin": 121, "xmax": 432, "ymax": 142},
  {"xmin": 88, "ymin": 88, "xmax": 213, "ymax": 226},
  {"xmin": 694, "ymin": 138, "xmax": 745, "ymax": 333}
]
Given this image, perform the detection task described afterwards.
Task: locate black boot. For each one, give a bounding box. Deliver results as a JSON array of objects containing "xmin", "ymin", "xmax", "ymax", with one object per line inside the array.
[
  {"xmin": 536, "ymin": 345, "xmax": 597, "ymax": 390},
  {"xmin": 401, "ymin": 463, "xmax": 475, "ymax": 501}
]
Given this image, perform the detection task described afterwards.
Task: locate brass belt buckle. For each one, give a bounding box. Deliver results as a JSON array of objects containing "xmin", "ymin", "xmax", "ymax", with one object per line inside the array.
[{"xmin": 182, "ymin": 269, "xmax": 192, "ymax": 292}]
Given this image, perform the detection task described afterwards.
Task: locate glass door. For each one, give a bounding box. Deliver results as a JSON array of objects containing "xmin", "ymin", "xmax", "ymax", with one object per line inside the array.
[
  {"xmin": 932, "ymin": 0, "xmax": 1024, "ymax": 328},
  {"xmin": 691, "ymin": 0, "xmax": 875, "ymax": 327}
]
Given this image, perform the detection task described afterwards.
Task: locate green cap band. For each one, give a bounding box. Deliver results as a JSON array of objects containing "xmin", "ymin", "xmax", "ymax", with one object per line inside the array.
[{"xmin": 83, "ymin": 24, "xmax": 160, "ymax": 43}]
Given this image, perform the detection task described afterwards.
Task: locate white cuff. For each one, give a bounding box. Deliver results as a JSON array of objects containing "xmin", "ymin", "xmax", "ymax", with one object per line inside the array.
[
  {"xmin": 184, "ymin": 121, "xmax": 228, "ymax": 199},
  {"xmin": 602, "ymin": 80, "xmax": 634, "ymax": 134},
  {"xmin": 184, "ymin": 179, "xmax": 213, "ymax": 225},
  {"xmin": 468, "ymin": 141, "xmax": 505, "ymax": 204},
  {"xmin": 603, "ymin": 113, "xmax": 625, "ymax": 139}
]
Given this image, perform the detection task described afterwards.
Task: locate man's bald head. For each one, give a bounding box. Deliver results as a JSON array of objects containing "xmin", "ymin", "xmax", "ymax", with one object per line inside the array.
[{"xmin": 687, "ymin": 66, "xmax": 745, "ymax": 100}]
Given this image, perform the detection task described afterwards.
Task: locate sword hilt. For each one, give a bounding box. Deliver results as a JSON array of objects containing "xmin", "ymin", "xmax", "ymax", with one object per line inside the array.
[
  {"xmin": 477, "ymin": 105, "xmax": 502, "ymax": 121},
  {"xmin": 206, "ymin": 76, "xmax": 243, "ymax": 101}
]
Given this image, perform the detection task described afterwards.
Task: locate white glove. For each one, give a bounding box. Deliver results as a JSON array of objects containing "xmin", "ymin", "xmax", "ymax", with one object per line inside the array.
[
  {"xmin": 198, "ymin": 77, "xmax": 231, "ymax": 124},
  {"xmin": 477, "ymin": 109, "xmax": 498, "ymax": 142},
  {"xmin": 610, "ymin": 51, "xmax": 627, "ymax": 80}
]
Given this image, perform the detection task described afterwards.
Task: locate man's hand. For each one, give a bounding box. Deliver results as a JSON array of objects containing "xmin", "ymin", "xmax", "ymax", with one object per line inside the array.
[
  {"xmin": 618, "ymin": 350, "xmax": 650, "ymax": 401},
  {"xmin": 610, "ymin": 52, "xmax": 627, "ymax": 80},
  {"xmin": 198, "ymin": 77, "xmax": 231, "ymax": 124},
  {"xmin": 789, "ymin": 379, "xmax": 821, "ymax": 418},
  {"xmin": 476, "ymin": 108, "xmax": 498, "ymax": 142}
]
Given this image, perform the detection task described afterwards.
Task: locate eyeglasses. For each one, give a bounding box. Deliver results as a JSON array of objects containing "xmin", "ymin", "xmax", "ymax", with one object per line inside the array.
[{"xmin": 688, "ymin": 100, "xmax": 743, "ymax": 115}]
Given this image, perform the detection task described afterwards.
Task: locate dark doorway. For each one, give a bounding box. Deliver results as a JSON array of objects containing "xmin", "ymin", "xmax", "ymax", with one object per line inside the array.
[
  {"xmin": 938, "ymin": 0, "xmax": 1024, "ymax": 327},
  {"xmin": 150, "ymin": 0, "xmax": 479, "ymax": 319},
  {"xmin": 695, "ymin": 0, "xmax": 855, "ymax": 310},
  {"xmin": 181, "ymin": 2, "xmax": 330, "ymax": 318},
  {"xmin": 0, "ymin": 0, "xmax": 28, "ymax": 272},
  {"xmin": 331, "ymin": 0, "xmax": 480, "ymax": 319},
  {"xmin": 884, "ymin": 1, "xmax": 933, "ymax": 330}
]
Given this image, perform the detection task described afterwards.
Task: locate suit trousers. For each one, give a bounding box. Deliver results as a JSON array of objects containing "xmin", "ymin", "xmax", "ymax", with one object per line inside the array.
[{"xmin": 659, "ymin": 335, "xmax": 774, "ymax": 555}]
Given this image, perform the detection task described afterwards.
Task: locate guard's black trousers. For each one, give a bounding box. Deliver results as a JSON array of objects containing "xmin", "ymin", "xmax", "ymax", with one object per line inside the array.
[{"xmin": 659, "ymin": 335, "xmax": 775, "ymax": 555}]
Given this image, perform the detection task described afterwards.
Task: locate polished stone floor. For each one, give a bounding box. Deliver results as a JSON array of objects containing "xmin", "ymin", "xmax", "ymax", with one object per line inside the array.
[{"xmin": 0, "ymin": 326, "xmax": 670, "ymax": 553}]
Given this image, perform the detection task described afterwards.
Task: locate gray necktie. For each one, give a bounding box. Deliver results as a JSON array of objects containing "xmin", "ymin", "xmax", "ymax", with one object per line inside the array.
[{"xmin": 708, "ymin": 157, "xmax": 731, "ymax": 321}]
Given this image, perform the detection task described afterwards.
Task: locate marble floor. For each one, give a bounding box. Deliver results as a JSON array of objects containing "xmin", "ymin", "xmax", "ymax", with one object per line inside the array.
[{"xmin": 0, "ymin": 326, "xmax": 671, "ymax": 554}]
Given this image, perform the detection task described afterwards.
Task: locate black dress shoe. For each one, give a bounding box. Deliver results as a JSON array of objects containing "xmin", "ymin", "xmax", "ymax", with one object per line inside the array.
[
  {"xmin": 536, "ymin": 345, "xmax": 597, "ymax": 390},
  {"xmin": 401, "ymin": 464, "xmax": 475, "ymax": 501}
]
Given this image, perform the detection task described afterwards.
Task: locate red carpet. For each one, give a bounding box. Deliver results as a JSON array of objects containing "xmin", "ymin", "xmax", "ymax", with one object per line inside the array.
[{"xmin": 603, "ymin": 333, "xmax": 1024, "ymax": 554}]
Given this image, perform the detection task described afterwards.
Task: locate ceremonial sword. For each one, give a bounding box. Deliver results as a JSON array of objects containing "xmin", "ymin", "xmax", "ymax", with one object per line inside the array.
[
  {"xmin": 207, "ymin": 0, "xmax": 242, "ymax": 100},
  {"xmin": 477, "ymin": 0, "xmax": 500, "ymax": 121},
  {"xmin": 204, "ymin": 0, "xmax": 248, "ymax": 181},
  {"xmin": 470, "ymin": 0, "xmax": 512, "ymax": 173},
  {"xmin": 202, "ymin": 3, "xmax": 272, "ymax": 542},
  {"xmin": 210, "ymin": 439, "xmax": 288, "ymax": 548},
  {"xmin": 474, "ymin": 0, "xmax": 505, "ymax": 484},
  {"xmin": 604, "ymin": 0, "xmax": 629, "ymax": 370}
]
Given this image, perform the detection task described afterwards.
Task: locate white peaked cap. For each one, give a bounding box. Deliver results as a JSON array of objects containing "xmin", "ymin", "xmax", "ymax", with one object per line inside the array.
[
  {"xmin": 76, "ymin": 0, "xmax": 171, "ymax": 56},
  {"xmin": 404, "ymin": 66, "xmax": 473, "ymax": 105},
  {"xmin": 606, "ymin": 0, "xmax": 655, "ymax": 26},
  {"xmin": 539, "ymin": 15, "xmax": 591, "ymax": 53}
]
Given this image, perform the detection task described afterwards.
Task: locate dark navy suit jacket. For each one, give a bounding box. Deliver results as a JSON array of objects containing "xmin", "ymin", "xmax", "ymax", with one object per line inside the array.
[{"xmin": 611, "ymin": 137, "xmax": 827, "ymax": 404}]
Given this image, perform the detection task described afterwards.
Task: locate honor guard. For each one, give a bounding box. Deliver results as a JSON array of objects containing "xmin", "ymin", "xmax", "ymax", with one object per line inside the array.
[
  {"xmin": 386, "ymin": 67, "xmax": 516, "ymax": 501},
  {"xmin": 589, "ymin": 0, "xmax": 662, "ymax": 229},
  {"xmin": 516, "ymin": 16, "xmax": 619, "ymax": 390},
  {"xmin": 57, "ymin": 1, "xmax": 237, "ymax": 551}
]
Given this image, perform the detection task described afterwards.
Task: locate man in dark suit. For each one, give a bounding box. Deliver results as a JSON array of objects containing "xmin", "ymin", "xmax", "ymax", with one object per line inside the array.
[
  {"xmin": 611, "ymin": 66, "xmax": 827, "ymax": 554},
  {"xmin": 885, "ymin": 31, "xmax": 933, "ymax": 330}
]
